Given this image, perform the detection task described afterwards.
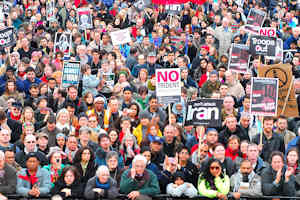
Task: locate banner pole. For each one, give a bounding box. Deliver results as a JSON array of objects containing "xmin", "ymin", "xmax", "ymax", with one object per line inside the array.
[
  {"xmin": 168, "ymin": 104, "xmax": 171, "ymax": 125},
  {"xmin": 281, "ymin": 76, "xmax": 294, "ymax": 115}
]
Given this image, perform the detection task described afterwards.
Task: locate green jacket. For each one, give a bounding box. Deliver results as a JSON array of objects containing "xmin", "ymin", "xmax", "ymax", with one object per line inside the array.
[
  {"xmin": 120, "ymin": 168, "xmax": 160, "ymax": 196},
  {"xmin": 198, "ymin": 175, "xmax": 230, "ymax": 198}
]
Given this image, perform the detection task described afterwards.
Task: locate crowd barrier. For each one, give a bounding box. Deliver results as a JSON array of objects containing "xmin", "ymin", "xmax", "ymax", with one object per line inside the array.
[{"xmin": 4, "ymin": 194, "xmax": 300, "ymax": 200}]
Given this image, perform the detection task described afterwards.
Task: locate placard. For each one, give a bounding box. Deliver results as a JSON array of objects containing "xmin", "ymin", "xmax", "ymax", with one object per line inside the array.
[
  {"xmin": 228, "ymin": 44, "xmax": 250, "ymax": 73},
  {"xmin": 46, "ymin": 0, "xmax": 55, "ymax": 21},
  {"xmin": 54, "ymin": 32, "xmax": 72, "ymax": 56},
  {"xmin": 110, "ymin": 29, "xmax": 132, "ymax": 46},
  {"xmin": 249, "ymin": 35, "xmax": 276, "ymax": 56},
  {"xmin": 185, "ymin": 99, "xmax": 223, "ymax": 127},
  {"xmin": 258, "ymin": 64, "xmax": 298, "ymax": 117},
  {"xmin": 77, "ymin": 7, "xmax": 93, "ymax": 30},
  {"xmin": 246, "ymin": 8, "xmax": 266, "ymax": 27},
  {"xmin": 156, "ymin": 68, "xmax": 181, "ymax": 104},
  {"xmin": 0, "ymin": 27, "xmax": 16, "ymax": 48},
  {"xmin": 62, "ymin": 61, "xmax": 81, "ymax": 88},
  {"xmin": 250, "ymin": 77, "xmax": 278, "ymax": 116}
]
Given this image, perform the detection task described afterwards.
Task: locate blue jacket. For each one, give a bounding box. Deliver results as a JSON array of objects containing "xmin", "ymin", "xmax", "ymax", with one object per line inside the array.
[
  {"xmin": 17, "ymin": 167, "xmax": 51, "ymax": 197},
  {"xmin": 82, "ymin": 74, "xmax": 100, "ymax": 96},
  {"xmin": 23, "ymin": 78, "xmax": 42, "ymax": 97},
  {"xmin": 0, "ymin": 75, "xmax": 25, "ymax": 95},
  {"xmin": 95, "ymin": 146, "xmax": 124, "ymax": 168}
]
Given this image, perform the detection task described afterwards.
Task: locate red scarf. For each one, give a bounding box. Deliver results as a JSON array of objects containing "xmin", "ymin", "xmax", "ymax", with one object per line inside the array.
[
  {"xmin": 10, "ymin": 112, "xmax": 21, "ymax": 121},
  {"xmin": 18, "ymin": 171, "xmax": 38, "ymax": 186}
]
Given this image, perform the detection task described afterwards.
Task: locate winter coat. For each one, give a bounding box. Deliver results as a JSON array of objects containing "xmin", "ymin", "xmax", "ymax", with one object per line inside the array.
[
  {"xmin": 0, "ymin": 163, "xmax": 17, "ymax": 194},
  {"xmin": 198, "ymin": 175, "xmax": 230, "ymax": 198},
  {"xmin": 120, "ymin": 168, "xmax": 160, "ymax": 196},
  {"xmin": 167, "ymin": 182, "xmax": 198, "ymax": 198},
  {"xmin": 261, "ymin": 166, "xmax": 296, "ymax": 196},
  {"xmin": 50, "ymin": 178, "xmax": 84, "ymax": 198},
  {"xmin": 84, "ymin": 176, "xmax": 119, "ymax": 200},
  {"xmin": 230, "ymin": 170, "xmax": 262, "ymax": 197},
  {"xmin": 17, "ymin": 167, "xmax": 51, "ymax": 197}
]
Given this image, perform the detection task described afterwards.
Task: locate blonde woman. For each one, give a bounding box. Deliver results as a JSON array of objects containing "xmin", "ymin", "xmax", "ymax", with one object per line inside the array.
[{"xmin": 56, "ymin": 109, "xmax": 75, "ymax": 136}]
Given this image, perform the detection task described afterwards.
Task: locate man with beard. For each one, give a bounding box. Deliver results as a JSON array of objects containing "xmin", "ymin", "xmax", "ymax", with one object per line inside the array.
[
  {"xmin": 230, "ymin": 159, "xmax": 262, "ymax": 199},
  {"xmin": 252, "ymin": 116, "xmax": 285, "ymax": 161}
]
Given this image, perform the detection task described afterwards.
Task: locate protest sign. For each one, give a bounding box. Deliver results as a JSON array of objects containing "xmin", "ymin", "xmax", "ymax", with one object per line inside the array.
[
  {"xmin": 0, "ymin": 1, "xmax": 12, "ymax": 15},
  {"xmin": 259, "ymin": 27, "xmax": 276, "ymax": 37},
  {"xmin": 54, "ymin": 32, "xmax": 72, "ymax": 56},
  {"xmin": 266, "ymin": 38, "xmax": 283, "ymax": 61},
  {"xmin": 62, "ymin": 61, "xmax": 81, "ymax": 88},
  {"xmin": 156, "ymin": 68, "xmax": 181, "ymax": 104},
  {"xmin": 185, "ymin": 99, "xmax": 223, "ymax": 127},
  {"xmin": 0, "ymin": 27, "xmax": 16, "ymax": 48},
  {"xmin": 165, "ymin": 4, "xmax": 182, "ymax": 15},
  {"xmin": 110, "ymin": 29, "xmax": 132, "ymax": 46},
  {"xmin": 246, "ymin": 8, "xmax": 266, "ymax": 27},
  {"xmin": 228, "ymin": 44, "xmax": 250, "ymax": 73},
  {"xmin": 283, "ymin": 49, "xmax": 297, "ymax": 64},
  {"xmin": 102, "ymin": 73, "xmax": 115, "ymax": 87},
  {"xmin": 250, "ymin": 77, "xmax": 278, "ymax": 116},
  {"xmin": 249, "ymin": 35, "xmax": 276, "ymax": 57},
  {"xmin": 77, "ymin": 7, "xmax": 93, "ymax": 30},
  {"xmin": 46, "ymin": 0, "xmax": 55, "ymax": 21},
  {"xmin": 258, "ymin": 63, "xmax": 298, "ymax": 117}
]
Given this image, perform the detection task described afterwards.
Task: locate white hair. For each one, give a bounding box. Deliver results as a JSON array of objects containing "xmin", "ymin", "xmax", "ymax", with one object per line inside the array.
[
  {"xmin": 96, "ymin": 165, "xmax": 110, "ymax": 177},
  {"xmin": 132, "ymin": 154, "xmax": 147, "ymax": 165}
]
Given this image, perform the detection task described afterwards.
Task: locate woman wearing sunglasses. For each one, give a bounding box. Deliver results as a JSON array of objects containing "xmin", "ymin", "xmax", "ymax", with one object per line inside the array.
[{"xmin": 198, "ymin": 158, "xmax": 230, "ymax": 200}]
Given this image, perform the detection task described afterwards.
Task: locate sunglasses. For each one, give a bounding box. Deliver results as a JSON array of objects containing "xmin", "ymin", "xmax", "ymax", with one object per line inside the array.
[{"xmin": 210, "ymin": 166, "xmax": 220, "ymax": 170}]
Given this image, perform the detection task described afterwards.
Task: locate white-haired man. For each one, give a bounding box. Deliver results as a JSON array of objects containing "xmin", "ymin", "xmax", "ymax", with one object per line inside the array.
[
  {"xmin": 84, "ymin": 165, "xmax": 119, "ymax": 200},
  {"xmin": 120, "ymin": 155, "xmax": 160, "ymax": 200}
]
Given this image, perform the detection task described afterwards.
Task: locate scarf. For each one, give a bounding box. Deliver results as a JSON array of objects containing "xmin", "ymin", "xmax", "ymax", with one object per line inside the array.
[
  {"xmin": 95, "ymin": 178, "xmax": 110, "ymax": 189},
  {"xmin": 233, "ymin": 170, "xmax": 255, "ymax": 192},
  {"xmin": 18, "ymin": 170, "xmax": 38, "ymax": 188},
  {"xmin": 127, "ymin": 169, "xmax": 150, "ymax": 188}
]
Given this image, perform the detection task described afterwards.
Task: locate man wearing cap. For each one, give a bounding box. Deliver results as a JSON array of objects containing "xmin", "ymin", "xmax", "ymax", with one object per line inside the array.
[
  {"xmin": 16, "ymin": 152, "xmax": 51, "ymax": 197},
  {"xmin": 147, "ymin": 51, "xmax": 161, "ymax": 76},
  {"xmin": 201, "ymin": 70, "xmax": 221, "ymax": 98},
  {"xmin": 0, "ymin": 65, "xmax": 25, "ymax": 95},
  {"xmin": 23, "ymin": 67, "xmax": 41, "ymax": 97},
  {"xmin": 37, "ymin": 115, "xmax": 60, "ymax": 147},
  {"xmin": 15, "ymin": 134, "xmax": 48, "ymax": 168}
]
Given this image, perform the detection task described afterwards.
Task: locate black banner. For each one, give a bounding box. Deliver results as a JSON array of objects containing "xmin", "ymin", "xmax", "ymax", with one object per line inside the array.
[
  {"xmin": 0, "ymin": 27, "xmax": 16, "ymax": 48},
  {"xmin": 249, "ymin": 35, "xmax": 276, "ymax": 56},
  {"xmin": 250, "ymin": 77, "xmax": 278, "ymax": 116},
  {"xmin": 185, "ymin": 99, "xmax": 223, "ymax": 127}
]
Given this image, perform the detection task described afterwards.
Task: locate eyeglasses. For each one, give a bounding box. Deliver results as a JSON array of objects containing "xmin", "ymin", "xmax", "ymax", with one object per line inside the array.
[{"xmin": 210, "ymin": 166, "xmax": 220, "ymax": 170}]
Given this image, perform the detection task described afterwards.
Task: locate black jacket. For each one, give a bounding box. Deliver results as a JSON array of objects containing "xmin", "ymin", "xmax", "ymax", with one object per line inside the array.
[
  {"xmin": 252, "ymin": 132, "xmax": 285, "ymax": 161},
  {"xmin": 51, "ymin": 178, "xmax": 84, "ymax": 198},
  {"xmin": 219, "ymin": 125, "xmax": 249, "ymax": 146},
  {"xmin": 261, "ymin": 166, "xmax": 296, "ymax": 196}
]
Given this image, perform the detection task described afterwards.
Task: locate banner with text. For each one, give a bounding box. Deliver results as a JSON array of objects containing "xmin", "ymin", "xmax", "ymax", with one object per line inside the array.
[
  {"xmin": 228, "ymin": 44, "xmax": 250, "ymax": 73},
  {"xmin": 258, "ymin": 64, "xmax": 298, "ymax": 117},
  {"xmin": 156, "ymin": 68, "xmax": 181, "ymax": 104},
  {"xmin": 185, "ymin": 99, "xmax": 223, "ymax": 127},
  {"xmin": 250, "ymin": 77, "xmax": 278, "ymax": 116},
  {"xmin": 62, "ymin": 61, "xmax": 81, "ymax": 88},
  {"xmin": 0, "ymin": 27, "xmax": 16, "ymax": 48},
  {"xmin": 249, "ymin": 35, "xmax": 276, "ymax": 56}
]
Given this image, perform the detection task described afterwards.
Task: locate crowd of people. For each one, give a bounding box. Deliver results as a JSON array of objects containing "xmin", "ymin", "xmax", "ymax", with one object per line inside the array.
[{"xmin": 0, "ymin": 0, "xmax": 299, "ymax": 199}]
